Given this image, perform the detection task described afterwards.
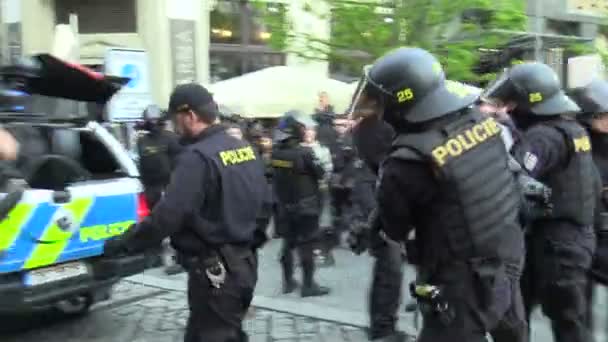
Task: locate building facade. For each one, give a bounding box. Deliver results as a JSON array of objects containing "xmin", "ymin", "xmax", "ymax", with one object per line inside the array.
[
  {"xmin": 0, "ymin": 0, "xmax": 329, "ymax": 109},
  {"xmin": 527, "ymin": 0, "xmax": 606, "ymax": 38},
  {"xmin": 526, "ymin": 0, "xmax": 607, "ymax": 79}
]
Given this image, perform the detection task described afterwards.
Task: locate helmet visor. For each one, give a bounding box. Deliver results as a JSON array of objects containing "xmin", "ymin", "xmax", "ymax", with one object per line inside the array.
[
  {"xmin": 347, "ymin": 65, "xmax": 386, "ymax": 121},
  {"xmin": 481, "ymin": 70, "xmax": 517, "ymax": 106},
  {"xmin": 347, "ymin": 65, "xmax": 371, "ymax": 119}
]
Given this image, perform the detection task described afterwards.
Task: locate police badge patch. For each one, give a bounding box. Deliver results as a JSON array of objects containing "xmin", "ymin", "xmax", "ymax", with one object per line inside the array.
[{"xmin": 523, "ymin": 152, "xmax": 538, "ymax": 172}]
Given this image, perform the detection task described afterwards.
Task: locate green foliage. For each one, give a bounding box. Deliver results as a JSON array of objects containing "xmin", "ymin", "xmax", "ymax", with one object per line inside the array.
[
  {"xmin": 565, "ymin": 42, "xmax": 596, "ymax": 56},
  {"xmin": 256, "ymin": 0, "xmax": 528, "ymax": 82}
]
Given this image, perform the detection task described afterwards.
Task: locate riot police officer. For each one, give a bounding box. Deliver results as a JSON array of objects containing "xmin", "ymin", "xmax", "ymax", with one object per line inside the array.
[
  {"xmin": 483, "ymin": 62, "xmax": 596, "ymax": 342},
  {"xmin": 347, "ymin": 116, "xmax": 407, "ymax": 341},
  {"xmin": 569, "ymin": 79, "xmax": 608, "ymax": 330},
  {"xmin": 272, "ymin": 110, "xmax": 331, "ymax": 297},
  {"xmin": 103, "ymin": 83, "xmax": 270, "ymax": 342},
  {"xmin": 350, "ymin": 47, "xmax": 527, "ymax": 342},
  {"xmin": 136, "ymin": 105, "xmax": 182, "ymax": 207}
]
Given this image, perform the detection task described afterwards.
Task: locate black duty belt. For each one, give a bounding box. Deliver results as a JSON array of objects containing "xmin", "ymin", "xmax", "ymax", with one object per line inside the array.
[{"xmin": 177, "ymin": 243, "xmax": 252, "ymax": 271}]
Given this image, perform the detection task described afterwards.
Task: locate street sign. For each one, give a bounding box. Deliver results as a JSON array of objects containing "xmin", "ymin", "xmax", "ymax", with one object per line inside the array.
[{"xmin": 104, "ymin": 48, "xmax": 153, "ymax": 122}]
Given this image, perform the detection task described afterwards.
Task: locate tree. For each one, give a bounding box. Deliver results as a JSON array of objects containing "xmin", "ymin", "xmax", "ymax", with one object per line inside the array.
[{"xmin": 255, "ymin": 0, "xmax": 528, "ymax": 82}]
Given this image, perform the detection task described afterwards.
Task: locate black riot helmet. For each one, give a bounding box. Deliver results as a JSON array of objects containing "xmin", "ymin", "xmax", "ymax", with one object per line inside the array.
[
  {"xmin": 569, "ymin": 79, "xmax": 608, "ymax": 115},
  {"xmin": 569, "ymin": 79, "xmax": 608, "ymax": 128},
  {"xmin": 482, "ymin": 62, "xmax": 580, "ymax": 116},
  {"xmin": 348, "ymin": 47, "xmax": 478, "ymax": 125},
  {"xmin": 273, "ymin": 110, "xmax": 317, "ymax": 142}
]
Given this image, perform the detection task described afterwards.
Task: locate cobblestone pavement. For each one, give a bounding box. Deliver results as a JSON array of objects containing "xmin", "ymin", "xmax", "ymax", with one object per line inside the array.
[
  {"xmin": 4, "ymin": 239, "xmax": 608, "ymax": 341},
  {"xmin": 0, "ymin": 281, "xmax": 386, "ymax": 342}
]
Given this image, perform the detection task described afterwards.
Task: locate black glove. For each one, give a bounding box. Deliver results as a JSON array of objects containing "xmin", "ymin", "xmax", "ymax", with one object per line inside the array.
[
  {"xmin": 103, "ymin": 223, "xmax": 137, "ymax": 257},
  {"xmin": 103, "ymin": 236, "xmax": 128, "ymax": 257},
  {"xmin": 519, "ymin": 174, "xmax": 552, "ymax": 223},
  {"xmin": 348, "ymin": 221, "xmax": 371, "ymax": 255}
]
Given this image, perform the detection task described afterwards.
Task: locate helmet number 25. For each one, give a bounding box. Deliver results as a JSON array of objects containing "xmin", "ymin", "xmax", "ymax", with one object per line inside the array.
[
  {"xmin": 397, "ymin": 88, "xmax": 414, "ymax": 103},
  {"xmin": 529, "ymin": 92, "xmax": 543, "ymax": 103}
]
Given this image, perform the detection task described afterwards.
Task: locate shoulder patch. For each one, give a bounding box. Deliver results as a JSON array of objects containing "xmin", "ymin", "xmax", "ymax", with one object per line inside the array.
[{"xmin": 523, "ymin": 152, "xmax": 538, "ymax": 172}]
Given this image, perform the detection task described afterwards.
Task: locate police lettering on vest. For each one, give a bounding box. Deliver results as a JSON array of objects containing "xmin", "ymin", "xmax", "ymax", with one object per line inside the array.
[
  {"xmin": 219, "ymin": 146, "xmax": 257, "ymax": 166},
  {"xmin": 431, "ymin": 118, "xmax": 502, "ymax": 166},
  {"xmin": 271, "ymin": 159, "xmax": 294, "ymax": 168},
  {"xmin": 574, "ymin": 136, "xmax": 591, "ymax": 153}
]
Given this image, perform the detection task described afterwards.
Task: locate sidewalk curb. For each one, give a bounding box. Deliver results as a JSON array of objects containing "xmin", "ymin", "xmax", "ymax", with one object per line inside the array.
[{"xmin": 124, "ymin": 273, "xmax": 414, "ymax": 332}]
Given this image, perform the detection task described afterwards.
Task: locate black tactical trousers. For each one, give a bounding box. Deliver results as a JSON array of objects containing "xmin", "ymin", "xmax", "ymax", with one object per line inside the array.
[
  {"xmin": 280, "ymin": 239, "xmax": 316, "ymax": 287},
  {"xmin": 521, "ymin": 226, "xmax": 595, "ymax": 342},
  {"xmin": 417, "ymin": 264, "xmax": 527, "ymax": 342},
  {"xmin": 183, "ymin": 248, "xmax": 257, "ymax": 342},
  {"xmin": 279, "ymin": 215, "xmax": 320, "ymax": 288},
  {"xmin": 368, "ymin": 234, "xmax": 404, "ymax": 340}
]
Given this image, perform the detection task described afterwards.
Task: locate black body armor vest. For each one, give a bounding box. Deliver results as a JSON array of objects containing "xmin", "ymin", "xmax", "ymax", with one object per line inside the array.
[
  {"xmin": 390, "ymin": 110, "xmax": 523, "ymax": 265},
  {"xmin": 539, "ymin": 120, "xmax": 595, "ymax": 227},
  {"xmin": 271, "ymin": 144, "xmax": 321, "ymax": 215}
]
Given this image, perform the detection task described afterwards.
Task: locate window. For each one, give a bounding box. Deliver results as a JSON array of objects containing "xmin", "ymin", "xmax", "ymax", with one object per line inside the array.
[
  {"xmin": 248, "ymin": 3, "xmax": 287, "ymax": 45},
  {"xmin": 55, "ymin": 0, "xmax": 137, "ymax": 34},
  {"xmin": 209, "ymin": 1, "xmax": 286, "ymax": 81},
  {"xmin": 209, "ymin": 50, "xmax": 285, "ymax": 82},
  {"xmin": 248, "ymin": 52, "xmax": 285, "ymax": 72},
  {"xmin": 210, "ymin": 1, "xmax": 242, "ymax": 44},
  {"xmin": 546, "ymin": 20, "xmax": 581, "ymax": 36},
  {"xmin": 210, "ymin": 51, "xmax": 244, "ymax": 83}
]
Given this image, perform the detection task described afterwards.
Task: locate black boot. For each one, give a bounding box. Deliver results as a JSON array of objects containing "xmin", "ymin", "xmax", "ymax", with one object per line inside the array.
[
  {"xmin": 280, "ymin": 252, "xmax": 298, "ymax": 294},
  {"xmin": 282, "ymin": 279, "xmax": 299, "ymax": 294},
  {"xmin": 300, "ymin": 257, "xmax": 330, "ymax": 297},
  {"xmin": 301, "ymin": 283, "xmax": 331, "ymax": 297}
]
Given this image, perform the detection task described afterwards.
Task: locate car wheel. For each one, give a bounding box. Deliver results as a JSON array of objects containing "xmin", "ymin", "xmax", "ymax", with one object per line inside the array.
[{"xmin": 53, "ymin": 295, "xmax": 93, "ymax": 316}]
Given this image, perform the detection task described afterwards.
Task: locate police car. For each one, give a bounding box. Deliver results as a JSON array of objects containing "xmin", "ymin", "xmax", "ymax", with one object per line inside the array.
[{"xmin": 0, "ymin": 54, "xmax": 151, "ymax": 315}]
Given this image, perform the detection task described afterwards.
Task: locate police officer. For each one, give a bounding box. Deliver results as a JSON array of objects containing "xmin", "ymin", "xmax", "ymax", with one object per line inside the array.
[
  {"xmin": 483, "ymin": 62, "xmax": 596, "ymax": 342},
  {"xmin": 569, "ymin": 79, "xmax": 608, "ymax": 330},
  {"xmin": 136, "ymin": 105, "xmax": 182, "ymax": 208},
  {"xmin": 350, "ymin": 47, "xmax": 527, "ymax": 342},
  {"xmin": 103, "ymin": 83, "xmax": 269, "ymax": 342},
  {"xmin": 272, "ymin": 110, "xmax": 331, "ymax": 297},
  {"xmin": 347, "ymin": 115, "xmax": 407, "ymax": 341}
]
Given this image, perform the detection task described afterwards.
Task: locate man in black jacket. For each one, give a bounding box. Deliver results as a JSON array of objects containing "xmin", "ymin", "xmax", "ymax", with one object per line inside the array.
[
  {"xmin": 272, "ymin": 110, "xmax": 331, "ymax": 297},
  {"xmin": 104, "ymin": 84, "xmax": 270, "ymax": 342},
  {"xmin": 484, "ymin": 63, "xmax": 596, "ymax": 342},
  {"xmin": 569, "ymin": 79, "xmax": 608, "ymax": 330}
]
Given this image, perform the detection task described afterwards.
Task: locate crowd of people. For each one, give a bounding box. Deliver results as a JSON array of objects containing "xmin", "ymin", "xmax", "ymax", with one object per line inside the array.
[{"xmin": 105, "ymin": 46, "xmax": 608, "ymax": 342}]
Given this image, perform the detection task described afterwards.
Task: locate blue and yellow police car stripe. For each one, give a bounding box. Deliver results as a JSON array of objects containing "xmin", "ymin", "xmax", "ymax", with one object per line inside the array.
[
  {"xmin": 23, "ymin": 198, "xmax": 94, "ymax": 269},
  {"xmin": 0, "ymin": 194, "xmax": 137, "ymax": 273},
  {"xmin": 0, "ymin": 203, "xmax": 36, "ymax": 254}
]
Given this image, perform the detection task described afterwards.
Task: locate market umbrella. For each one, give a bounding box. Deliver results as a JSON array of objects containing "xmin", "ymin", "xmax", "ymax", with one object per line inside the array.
[{"xmin": 208, "ymin": 66, "xmax": 357, "ymax": 118}]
